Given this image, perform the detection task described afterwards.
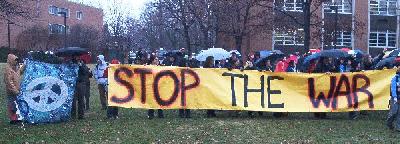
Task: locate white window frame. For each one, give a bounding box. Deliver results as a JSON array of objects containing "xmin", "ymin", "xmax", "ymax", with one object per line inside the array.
[
  {"xmin": 369, "ymin": 30, "xmax": 397, "ymax": 48},
  {"xmin": 283, "ymin": 0, "xmax": 303, "ymax": 12},
  {"xmin": 48, "ymin": 5, "xmax": 58, "ymax": 15},
  {"xmin": 323, "ymin": 0, "xmax": 352, "ymax": 14},
  {"xmin": 49, "ymin": 23, "xmax": 70, "ymax": 34},
  {"xmin": 370, "ymin": 0, "xmax": 397, "ymax": 16},
  {"xmin": 328, "ymin": 31, "xmax": 352, "ymax": 46},
  {"xmin": 58, "ymin": 8, "xmax": 70, "ymax": 17},
  {"xmin": 274, "ymin": 29, "xmax": 304, "ymax": 46},
  {"xmin": 76, "ymin": 11, "xmax": 83, "ymax": 20}
]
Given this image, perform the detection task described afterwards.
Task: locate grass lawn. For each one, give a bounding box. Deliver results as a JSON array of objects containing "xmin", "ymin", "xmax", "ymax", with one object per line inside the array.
[{"xmin": 0, "ymin": 63, "xmax": 399, "ymax": 143}]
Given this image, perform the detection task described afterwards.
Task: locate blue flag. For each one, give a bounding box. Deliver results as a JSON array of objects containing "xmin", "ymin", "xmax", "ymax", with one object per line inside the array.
[{"xmin": 17, "ymin": 60, "xmax": 79, "ymax": 124}]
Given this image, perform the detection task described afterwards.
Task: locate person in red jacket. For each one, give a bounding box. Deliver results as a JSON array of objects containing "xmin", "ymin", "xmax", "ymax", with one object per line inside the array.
[
  {"xmin": 275, "ymin": 57, "xmax": 287, "ymax": 72},
  {"xmin": 107, "ymin": 59, "xmax": 120, "ymax": 119}
]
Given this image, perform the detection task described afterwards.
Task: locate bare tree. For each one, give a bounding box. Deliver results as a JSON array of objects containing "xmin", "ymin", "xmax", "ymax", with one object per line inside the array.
[
  {"xmin": 69, "ymin": 24, "xmax": 100, "ymax": 51},
  {"xmin": 0, "ymin": 0, "xmax": 31, "ymax": 21},
  {"xmin": 215, "ymin": 0, "xmax": 273, "ymax": 53}
]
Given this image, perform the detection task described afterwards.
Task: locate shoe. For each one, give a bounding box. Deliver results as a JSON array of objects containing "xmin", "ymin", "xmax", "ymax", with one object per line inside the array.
[{"xmin": 148, "ymin": 115, "xmax": 154, "ymax": 120}]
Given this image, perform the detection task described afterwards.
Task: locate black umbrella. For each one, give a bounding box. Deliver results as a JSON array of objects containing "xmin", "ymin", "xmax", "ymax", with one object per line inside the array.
[
  {"xmin": 374, "ymin": 57, "xmax": 396, "ymax": 70},
  {"xmin": 255, "ymin": 50, "xmax": 284, "ymax": 67},
  {"xmin": 388, "ymin": 50, "xmax": 400, "ymax": 57},
  {"xmin": 319, "ymin": 49, "xmax": 350, "ymax": 58},
  {"xmin": 55, "ymin": 47, "xmax": 88, "ymax": 57}
]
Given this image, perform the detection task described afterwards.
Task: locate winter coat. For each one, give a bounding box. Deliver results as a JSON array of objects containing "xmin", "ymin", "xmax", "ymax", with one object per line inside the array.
[
  {"xmin": 77, "ymin": 62, "xmax": 91, "ymax": 83},
  {"xmin": 93, "ymin": 55, "xmax": 108, "ymax": 85},
  {"xmin": 4, "ymin": 54, "xmax": 23, "ymax": 96},
  {"xmin": 275, "ymin": 61, "xmax": 286, "ymax": 72},
  {"xmin": 391, "ymin": 74, "xmax": 400, "ymax": 100}
]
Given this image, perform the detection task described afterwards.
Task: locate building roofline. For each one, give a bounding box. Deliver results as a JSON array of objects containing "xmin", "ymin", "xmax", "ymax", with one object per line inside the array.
[{"xmin": 66, "ymin": 0, "xmax": 104, "ymax": 12}]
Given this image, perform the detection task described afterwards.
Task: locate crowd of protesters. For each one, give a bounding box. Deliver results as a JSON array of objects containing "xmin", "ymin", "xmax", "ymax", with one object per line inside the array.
[{"xmin": 3, "ymin": 47, "xmax": 400, "ymax": 132}]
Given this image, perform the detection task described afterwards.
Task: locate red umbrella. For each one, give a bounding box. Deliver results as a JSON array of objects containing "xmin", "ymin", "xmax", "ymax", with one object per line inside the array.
[
  {"xmin": 341, "ymin": 48, "xmax": 351, "ymax": 52},
  {"xmin": 309, "ymin": 49, "xmax": 321, "ymax": 54}
]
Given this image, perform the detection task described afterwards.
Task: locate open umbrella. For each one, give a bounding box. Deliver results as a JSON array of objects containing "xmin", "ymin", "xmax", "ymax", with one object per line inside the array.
[
  {"xmin": 348, "ymin": 50, "xmax": 365, "ymax": 58},
  {"xmin": 196, "ymin": 48, "xmax": 230, "ymax": 61},
  {"xmin": 308, "ymin": 48, "xmax": 321, "ymax": 54},
  {"xmin": 55, "ymin": 47, "xmax": 88, "ymax": 57},
  {"xmin": 255, "ymin": 50, "xmax": 284, "ymax": 66},
  {"xmin": 388, "ymin": 49, "xmax": 400, "ymax": 57},
  {"xmin": 229, "ymin": 50, "xmax": 241, "ymax": 57},
  {"xmin": 302, "ymin": 49, "xmax": 350, "ymax": 69},
  {"xmin": 319, "ymin": 49, "xmax": 350, "ymax": 58},
  {"xmin": 341, "ymin": 48, "xmax": 351, "ymax": 52},
  {"xmin": 302, "ymin": 52, "xmax": 321, "ymax": 67},
  {"xmin": 375, "ymin": 57, "xmax": 396, "ymax": 70}
]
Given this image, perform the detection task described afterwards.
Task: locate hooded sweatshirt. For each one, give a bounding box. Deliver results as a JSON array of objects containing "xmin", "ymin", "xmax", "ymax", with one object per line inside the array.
[
  {"xmin": 4, "ymin": 54, "xmax": 23, "ymax": 95},
  {"xmin": 93, "ymin": 55, "xmax": 108, "ymax": 85}
]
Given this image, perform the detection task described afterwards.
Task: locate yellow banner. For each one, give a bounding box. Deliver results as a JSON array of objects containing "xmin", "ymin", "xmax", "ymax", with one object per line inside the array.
[{"xmin": 108, "ymin": 65, "xmax": 395, "ymax": 112}]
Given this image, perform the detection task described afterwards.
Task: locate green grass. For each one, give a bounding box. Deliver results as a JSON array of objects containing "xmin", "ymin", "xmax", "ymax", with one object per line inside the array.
[{"xmin": 0, "ymin": 63, "xmax": 399, "ymax": 143}]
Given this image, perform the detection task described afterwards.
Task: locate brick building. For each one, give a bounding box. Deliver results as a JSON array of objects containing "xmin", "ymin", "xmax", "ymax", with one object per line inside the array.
[
  {"xmin": 0, "ymin": 0, "xmax": 103, "ymax": 51},
  {"xmin": 217, "ymin": 0, "xmax": 400, "ymax": 56}
]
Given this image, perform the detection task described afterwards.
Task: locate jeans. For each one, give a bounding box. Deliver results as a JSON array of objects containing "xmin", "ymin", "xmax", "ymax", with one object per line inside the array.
[
  {"xmin": 387, "ymin": 99, "xmax": 400, "ymax": 130},
  {"xmin": 7, "ymin": 94, "xmax": 19, "ymax": 122}
]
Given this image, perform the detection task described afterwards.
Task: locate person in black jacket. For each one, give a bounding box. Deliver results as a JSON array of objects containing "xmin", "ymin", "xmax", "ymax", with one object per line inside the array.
[
  {"xmin": 313, "ymin": 57, "xmax": 335, "ymax": 119},
  {"xmin": 177, "ymin": 52, "xmax": 191, "ymax": 118},
  {"xmin": 147, "ymin": 55, "xmax": 164, "ymax": 119},
  {"xmin": 71, "ymin": 58, "xmax": 90, "ymax": 119}
]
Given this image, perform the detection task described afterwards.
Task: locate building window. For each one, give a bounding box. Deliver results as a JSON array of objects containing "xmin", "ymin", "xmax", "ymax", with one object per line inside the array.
[
  {"xmin": 49, "ymin": 24, "xmax": 70, "ymax": 34},
  {"xmin": 370, "ymin": 0, "xmax": 397, "ymax": 16},
  {"xmin": 76, "ymin": 11, "xmax": 83, "ymax": 20},
  {"xmin": 58, "ymin": 8, "xmax": 70, "ymax": 17},
  {"xmin": 48, "ymin": 6, "xmax": 70, "ymax": 17},
  {"xmin": 48, "ymin": 6, "xmax": 58, "ymax": 15},
  {"xmin": 274, "ymin": 29, "xmax": 304, "ymax": 46},
  {"xmin": 283, "ymin": 0, "xmax": 303, "ymax": 12},
  {"xmin": 369, "ymin": 31, "xmax": 396, "ymax": 48},
  {"xmin": 323, "ymin": 0, "xmax": 352, "ymax": 14},
  {"xmin": 328, "ymin": 31, "xmax": 352, "ymax": 46}
]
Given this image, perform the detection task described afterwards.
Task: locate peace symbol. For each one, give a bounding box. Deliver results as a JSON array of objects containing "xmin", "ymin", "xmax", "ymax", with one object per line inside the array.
[{"xmin": 23, "ymin": 76, "xmax": 68, "ymax": 112}]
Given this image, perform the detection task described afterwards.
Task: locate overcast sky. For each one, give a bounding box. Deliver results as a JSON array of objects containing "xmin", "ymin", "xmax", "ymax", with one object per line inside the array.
[{"xmin": 69, "ymin": 0, "xmax": 150, "ymax": 22}]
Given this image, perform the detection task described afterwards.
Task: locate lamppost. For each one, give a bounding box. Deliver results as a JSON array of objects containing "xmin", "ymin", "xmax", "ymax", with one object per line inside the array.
[
  {"xmin": 7, "ymin": 20, "xmax": 14, "ymax": 49},
  {"xmin": 58, "ymin": 12, "xmax": 67, "ymax": 48},
  {"xmin": 330, "ymin": 5, "xmax": 339, "ymax": 49}
]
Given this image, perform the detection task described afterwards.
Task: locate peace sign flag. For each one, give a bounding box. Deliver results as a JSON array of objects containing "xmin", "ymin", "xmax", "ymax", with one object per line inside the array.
[{"xmin": 17, "ymin": 60, "xmax": 79, "ymax": 124}]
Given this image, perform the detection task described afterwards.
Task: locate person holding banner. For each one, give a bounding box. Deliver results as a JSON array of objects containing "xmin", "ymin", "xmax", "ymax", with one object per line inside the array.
[
  {"xmin": 226, "ymin": 52, "xmax": 243, "ymax": 117},
  {"xmin": 4, "ymin": 54, "xmax": 24, "ymax": 124},
  {"xmin": 387, "ymin": 68, "xmax": 400, "ymax": 131},
  {"xmin": 177, "ymin": 50, "xmax": 191, "ymax": 118},
  {"xmin": 107, "ymin": 59, "xmax": 120, "ymax": 119},
  {"xmin": 313, "ymin": 57, "xmax": 336, "ymax": 119},
  {"xmin": 147, "ymin": 55, "xmax": 164, "ymax": 119},
  {"xmin": 94, "ymin": 55, "xmax": 109, "ymax": 110},
  {"xmin": 204, "ymin": 56, "xmax": 217, "ymax": 118}
]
